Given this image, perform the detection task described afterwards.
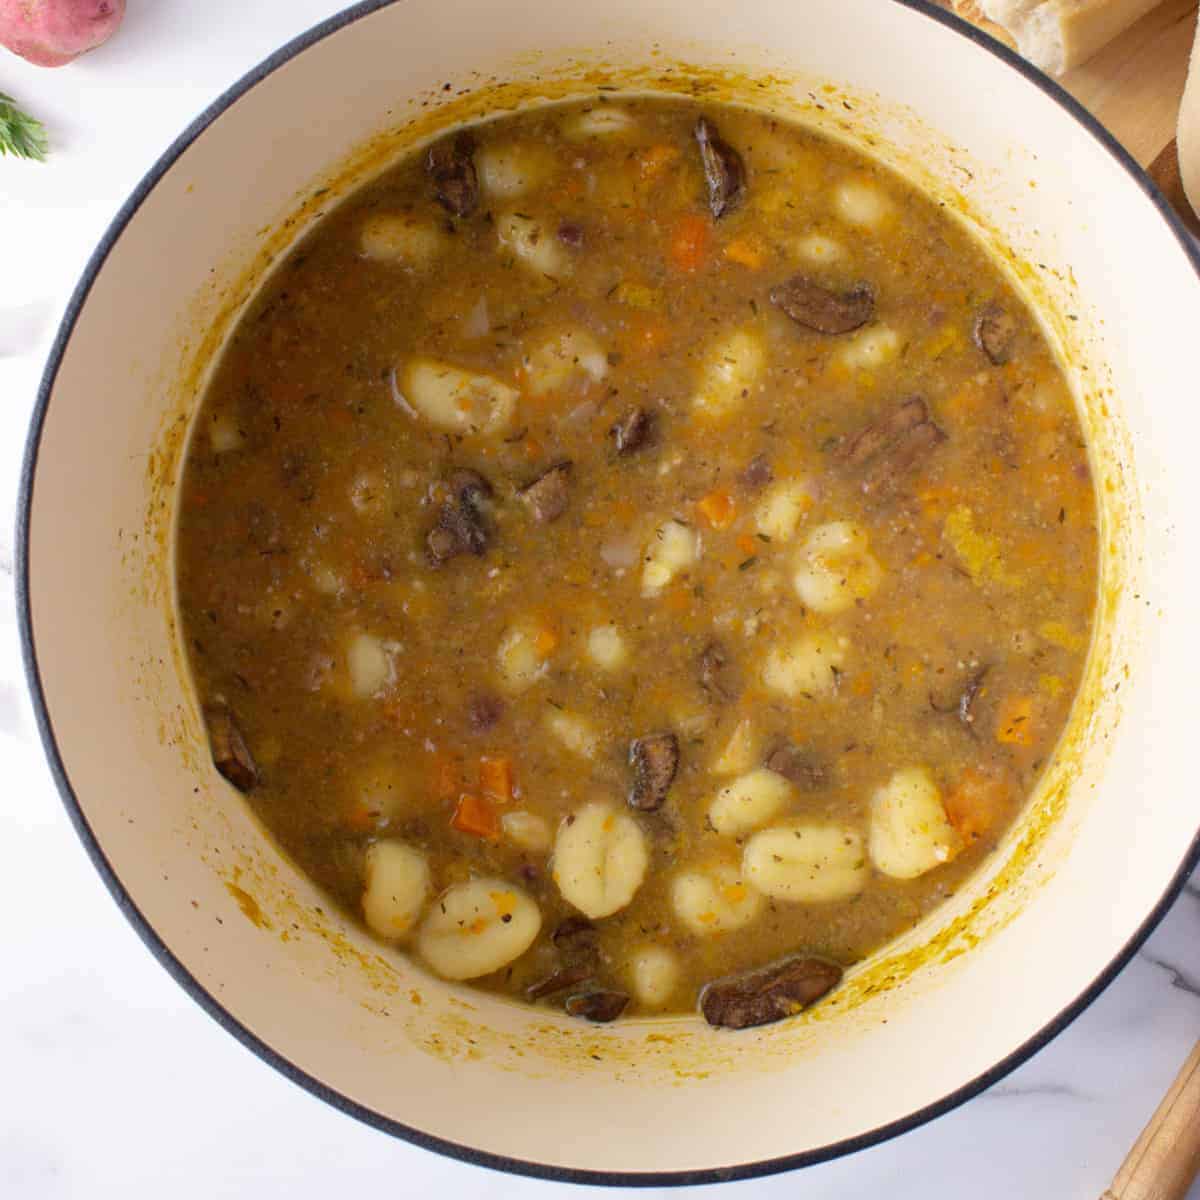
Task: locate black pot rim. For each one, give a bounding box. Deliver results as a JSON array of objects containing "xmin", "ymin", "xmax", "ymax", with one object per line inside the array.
[{"xmin": 17, "ymin": 0, "xmax": 1200, "ymax": 1186}]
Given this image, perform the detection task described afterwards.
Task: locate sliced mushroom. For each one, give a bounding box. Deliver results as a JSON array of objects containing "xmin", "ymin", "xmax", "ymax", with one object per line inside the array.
[
  {"xmin": 974, "ymin": 302, "xmax": 1018, "ymax": 365},
  {"xmin": 698, "ymin": 639, "xmax": 735, "ymax": 701},
  {"xmin": 426, "ymin": 131, "xmax": 479, "ymax": 218},
  {"xmin": 769, "ymin": 274, "xmax": 875, "ymax": 335},
  {"xmin": 695, "ymin": 117, "xmax": 746, "ymax": 219},
  {"xmin": 629, "ymin": 732, "xmax": 680, "ymax": 812},
  {"xmin": 520, "ymin": 461, "xmax": 572, "ymax": 524},
  {"xmin": 764, "ymin": 741, "xmax": 829, "ymax": 791},
  {"xmin": 738, "ymin": 453, "xmax": 773, "ymax": 491},
  {"xmin": 565, "ymin": 989, "xmax": 630, "ymax": 1023},
  {"xmin": 425, "ymin": 469, "xmax": 494, "ymax": 564},
  {"xmin": 611, "ymin": 407, "xmax": 653, "ymax": 455},
  {"xmin": 700, "ymin": 955, "xmax": 843, "ymax": 1030},
  {"xmin": 839, "ymin": 397, "xmax": 946, "ymax": 496},
  {"xmin": 204, "ymin": 703, "xmax": 258, "ymax": 792},
  {"xmin": 526, "ymin": 962, "xmax": 595, "ymax": 1001}
]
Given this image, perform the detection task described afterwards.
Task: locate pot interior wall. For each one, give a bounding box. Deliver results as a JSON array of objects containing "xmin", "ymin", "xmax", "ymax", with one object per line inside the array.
[{"xmin": 23, "ymin": 0, "xmax": 1200, "ymax": 1177}]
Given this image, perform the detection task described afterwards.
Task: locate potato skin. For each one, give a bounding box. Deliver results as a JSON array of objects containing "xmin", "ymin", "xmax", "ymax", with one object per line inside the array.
[{"xmin": 1, "ymin": 0, "xmax": 126, "ymax": 68}]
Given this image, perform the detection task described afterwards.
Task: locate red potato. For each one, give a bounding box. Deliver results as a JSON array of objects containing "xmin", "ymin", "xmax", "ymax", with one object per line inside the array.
[{"xmin": 0, "ymin": 0, "xmax": 124, "ymax": 67}]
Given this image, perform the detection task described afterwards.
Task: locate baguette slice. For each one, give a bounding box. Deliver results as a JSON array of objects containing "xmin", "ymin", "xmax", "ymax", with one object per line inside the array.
[
  {"xmin": 973, "ymin": 0, "xmax": 1167, "ymax": 74},
  {"xmin": 1180, "ymin": 9, "xmax": 1200, "ymax": 219}
]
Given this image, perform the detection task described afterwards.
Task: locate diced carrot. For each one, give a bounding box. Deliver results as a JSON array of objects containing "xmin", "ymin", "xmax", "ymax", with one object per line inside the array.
[
  {"xmin": 479, "ymin": 755, "xmax": 514, "ymax": 804},
  {"xmin": 534, "ymin": 626, "xmax": 559, "ymax": 657},
  {"xmin": 451, "ymin": 793, "xmax": 500, "ymax": 839},
  {"xmin": 723, "ymin": 236, "xmax": 766, "ymax": 269},
  {"xmin": 638, "ymin": 143, "xmax": 681, "ymax": 179},
  {"xmin": 668, "ymin": 213, "xmax": 710, "ymax": 273},
  {"xmin": 944, "ymin": 768, "xmax": 1012, "ymax": 842},
  {"xmin": 736, "ymin": 533, "xmax": 758, "ymax": 557},
  {"xmin": 429, "ymin": 753, "xmax": 460, "ymax": 801},
  {"xmin": 995, "ymin": 694, "xmax": 1036, "ymax": 746},
  {"xmin": 696, "ymin": 489, "xmax": 737, "ymax": 530}
]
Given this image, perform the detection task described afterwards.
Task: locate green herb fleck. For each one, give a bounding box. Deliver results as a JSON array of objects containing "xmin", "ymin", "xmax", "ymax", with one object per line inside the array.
[{"xmin": 0, "ymin": 93, "xmax": 48, "ymax": 162}]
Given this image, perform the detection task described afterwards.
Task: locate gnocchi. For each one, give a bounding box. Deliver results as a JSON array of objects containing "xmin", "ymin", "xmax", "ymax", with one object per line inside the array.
[
  {"xmin": 743, "ymin": 822, "xmax": 868, "ymax": 903},
  {"xmin": 553, "ymin": 803, "xmax": 649, "ymax": 919},
  {"xmin": 642, "ymin": 519, "xmax": 701, "ymax": 597},
  {"xmin": 869, "ymin": 768, "xmax": 962, "ymax": 880},
  {"xmin": 628, "ymin": 945, "xmax": 680, "ymax": 1008},
  {"xmin": 836, "ymin": 326, "xmax": 902, "ymax": 371},
  {"xmin": 417, "ymin": 879, "xmax": 542, "ymax": 980},
  {"xmin": 793, "ymin": 522, "xmax": 883, "ymax": 614},
  {"xmin": 476, "ymin": 142, "xmax": 553, "ymax": 199},
  {"xmin": 362, "ymin": 841, "xmax": 431, "ymax": 940},
  {"xmin": 545, "ymin": 710, "xmax": 600, "ymax": 759},
  {"xmin": 501, "ymin": 810, "xmax": 552, "ymax": 852},
  {"xmin": 586, "ymin": 625, "xmax": 628, "ymax": 671},
  {"xmin": 692, "ymin": 328, "xmax": 766, "ymax": 419},
  {"xmin": 708, "ymin": 768, "xmax": 794, "ymax": 837},
  {"xmin": 833, "ymin": 179, "xmax": 892, "ymax": 228},
  {"xmin": 495, "ymin": 622, "xmax": 554, "ymax": 692},
  {"xmin": 497, "ymin": 211, "xmax": 571, "ymax": 280},
  {"xmin": 359, "ymin": 212, "xmax": 446, "ymax": 265},
  {"xmin": 755, "ymin": 479, "xmax": 814, "ymax": 542},
  {"xmin": 671, "ymin": 862, "xmax": 765, "ymax": 935},
  {"xmin": 400, "ymin": 358, "xmax": 518, "ymax": 436},
  {"xmin": 565, "ymin": 107, "xmax": 636, "ymax": 139},
  {"xmin": 346, "ymin": 632, "xmax": 394, "ymax": 699},
  {"xmin": 762, "ymin": 630, "xmax": 846, "ymax": 699},
  {"xmin": 524, "ymin": 328, "xmax": 608, "ymax": 396}
]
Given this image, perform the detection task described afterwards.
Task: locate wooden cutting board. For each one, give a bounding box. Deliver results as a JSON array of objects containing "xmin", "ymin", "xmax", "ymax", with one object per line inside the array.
[{"xmin": 933, "ymin": 0, "xmax": 1200, "ymax": 232}]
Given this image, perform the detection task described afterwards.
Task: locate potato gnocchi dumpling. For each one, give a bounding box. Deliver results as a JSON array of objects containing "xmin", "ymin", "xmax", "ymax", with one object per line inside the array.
[
  {"xmin": 672, "ymin": 863, "xmax": 765, "ymax": 935},
  {"xmin": 869, "ymin": 768, "xmax": 962, "ymax": 880},
  {"xmin": 793, "ymin": 521, "xmax": 883, "ymax": 614},
  {"xmin": 544, "ymin": 709, "xmax": 600, "ymax": 759},
  {"xmin": 755, "ymin": 479, "xmax": 814, "ymax": 542},
  {"xmin": 762, "ymin": 630, "xmax": 846, "ymax": 698},
  {"xmin": 642, "ymin": 519, "xmax": 701, "ymax": 597},
  {"xmin": 692, "ymin": 328, "xmax": 766, "ymax": 419},
  {"xmin": 833, "ymin": 179, "xmax": 892, "ymax": 228},
  {"xmin": 553, "ymin": 803, "xmax": 649, "ymax": 919},
  {"xmin": 497, "ymin": 211, "xmax": 571, "ymax": 279},
  {"xmin": 476, "ymin": 142, "xmax": 553, "ymax": 198},
  {"xmin": 362, "ymin": 841, "xmax": 431, "ymax": 940},
  {"xmin": 628, "ymin": 944, "xmax": 680, "ymax": 1008},
  {"xmin": 346, "ymin": 632, "xmax": 394, "ymax": 699},
  {"xmin": 501, "ymin": 810, "xmax": 552, "ymax": 852},
  {"xmin": 836, "ymin": 326, "xmax": 901, "ymax": 371},
  {"xmin": 708, "ymin": 768, "xmax": 794, "ymax": 836},
  {"xmin": 743, "ymin": 823, "xmax": 868, "ymax": 903},
  {"xmin": 565, "ymin": 107, "xmax": 637, "ymax": 139},
  {"xmin": 417, "ymin": 879, "xmax": 542, "ymax": 980},
  {"xmin": 586, "ymin": 624, "xmax": 628, "ymax": 670},
  {"xmin": 359, "ymin": 212, "xmax": 446, "ymax": 265},
  {"xmin": 496, "ymin": 622, "xmax": 554, "ymax": 692},
  {"xmin": 524, "ymin": 328, "xmax": 609, "ymax": 396},
  {"xmin": 400, "ymin": 358, "xmax": 518, "ymax": 436}
]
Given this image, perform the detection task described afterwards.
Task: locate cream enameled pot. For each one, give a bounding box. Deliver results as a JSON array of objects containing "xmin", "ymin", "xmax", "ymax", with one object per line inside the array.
[{"xmin": 18, "ymin": 0, "xmax": 1200, "ymax": 1183}]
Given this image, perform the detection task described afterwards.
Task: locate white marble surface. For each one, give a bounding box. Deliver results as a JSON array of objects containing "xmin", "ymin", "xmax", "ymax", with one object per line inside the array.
[{"xmin": 1, "ymin": 3, "xmax": 1198, "ymax": 1196}]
